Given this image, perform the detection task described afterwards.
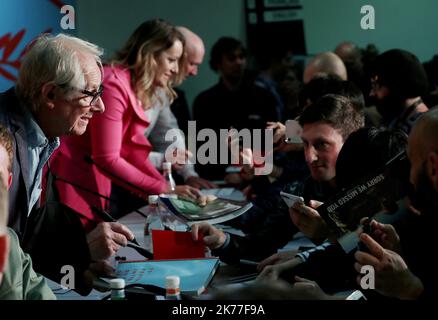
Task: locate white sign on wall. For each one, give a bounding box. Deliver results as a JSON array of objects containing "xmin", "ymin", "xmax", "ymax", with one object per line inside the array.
[
  {"xmin": 264, "ymin": 9, "xmax": 303, "ymax": 23},
  {"xmin": 263, "ymin": 0, "xmax": 301, "ymax": 8}
]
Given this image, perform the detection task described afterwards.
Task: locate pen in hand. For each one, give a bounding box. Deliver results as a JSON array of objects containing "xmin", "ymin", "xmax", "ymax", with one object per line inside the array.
[{"xmin": 90, "ymin": 205, "xmax": 140, "ymax": 246}]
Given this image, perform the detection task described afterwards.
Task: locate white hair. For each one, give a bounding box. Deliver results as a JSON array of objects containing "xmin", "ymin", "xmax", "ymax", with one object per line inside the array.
[{"xmin": 16, "ymin": 33, "xmax": 104, "ymax": 112}]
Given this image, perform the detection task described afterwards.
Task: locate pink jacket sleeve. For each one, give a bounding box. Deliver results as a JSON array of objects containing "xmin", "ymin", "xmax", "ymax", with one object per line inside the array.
[{"xmin": 90, "ymin": 70, "xmax": 168, "ymax": 198}]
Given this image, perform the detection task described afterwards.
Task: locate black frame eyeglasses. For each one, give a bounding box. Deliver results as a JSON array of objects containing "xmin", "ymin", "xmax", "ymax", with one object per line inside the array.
[{"xmin": 80, "ymin": 84, "xmax": 104, "ymax": 106}]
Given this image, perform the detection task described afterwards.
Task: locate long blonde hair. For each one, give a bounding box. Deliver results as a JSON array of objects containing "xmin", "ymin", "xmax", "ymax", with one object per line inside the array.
[{"xmin": 112, "ymin": 19, "xmax": 186, "ymax": 109}]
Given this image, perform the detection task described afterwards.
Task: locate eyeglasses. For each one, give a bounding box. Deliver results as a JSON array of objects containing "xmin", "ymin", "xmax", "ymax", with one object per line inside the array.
[
  {"xmin": 79, "ymin": 84, "xmax": 104, "ymax": 106},
  {"xmin": 61, "ymin": 84, "xmax": 104, "ymax": 106}
]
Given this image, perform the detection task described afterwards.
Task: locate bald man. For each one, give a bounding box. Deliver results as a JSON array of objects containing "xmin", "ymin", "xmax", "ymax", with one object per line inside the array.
[
  {"xmin": 354, "ymin": 107, "xmax": 438, "ymax": 300},
  {"xmin": 169, "ymin": 27, "xmax": 206, "ymax": 137},
  {"xmin": 334, "ymin": 42, "xmax": 361, "ymax": 64},
  {"xmin": 303, "ymin": 52, "xmax": 348, "ymax": 84},
  {"xmin": 177, "ymin": 26, "xmax": 205, "ymax": 80},
  {"xmin": 408, "ymin": 107, "xmax": 438, "ymax": 209},
  {"xmin": 334, "ymin": 42, "xmax": 364, "ymax": 88}
]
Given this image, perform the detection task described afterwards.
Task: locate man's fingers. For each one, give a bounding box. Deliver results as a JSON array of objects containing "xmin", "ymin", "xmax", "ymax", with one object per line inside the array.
[
  {"xmin": 309, "ymin": 200, "xmax": 323, "ymax": 209},
  {"xmin": 359, "ymin": 233, "xmax": 385, "ymax": 259},
  {"xmin": 188, "ymin": 187, "xmax": 202, "ymax": 199},
  {"xmin": 360, "ymin": 217, "xmax": 370, "ymax": 225},
  {"xmin": 192, "ymin": 222, "xmax": 213, "ymax": 242},
  {"xmin": 109, "ymin": 222, "xmax": 134, "ymax": 241},
  {"xmin": 191, "ymin": 224, "xmax": 200, "ymax": 241},
  {"xmin": 266, "ymin": 122, "xmax": 277, "ymax": 129},
  {"xmin": 257, "ymin": 255, "xmax": 279, "ymax": 272},
  {"xmin": 111, "ymin": 231, "xmax": 128, "ymax": 247},
  {"xmin": 293, "ymin": 203, "xmax": 319, "ymax": 218},
  {"xmin": 355, "ymin": 250, "xmax": 380, "ymax": 267},
  {"xmin": 294, "ymin": 275, "xmax": 313, "ymax": 284},
  {"xmin": 354, "ymin": 262, "xmax": 363, "ymax": 273},
  {"xmin": 290, "ymin": 209, "xmax": 301, "ymax": 227}
]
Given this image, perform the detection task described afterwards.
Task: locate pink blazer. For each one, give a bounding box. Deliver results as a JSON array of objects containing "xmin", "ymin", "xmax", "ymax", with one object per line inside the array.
[{"xmin": 49, "ymin": 66, "xmax": 167, "ymax": 230}]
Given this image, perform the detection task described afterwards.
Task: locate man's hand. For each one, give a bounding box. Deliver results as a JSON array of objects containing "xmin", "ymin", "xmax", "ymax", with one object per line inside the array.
[
  {"xmin": 289, "ymin": 276, "xmax": 333, "ymax": 300},
  {"xmin": 362, "ymin": 219, "xmax": 401, "ymax": 253},
  {"xmin": 191, "ymin": 222, "xmax": 227, "ymax": 250},
  {"xmin": 266, "ymin": 121, "xmax": 304, "ymax": 153},
  {"xmin": 354, "ymin": 233, "xmax": 423, "ymax": 300},
  {"xmin": 257, "ymin": 249, "xmax": 300, "ymax": 272},
  {"xmin": 87, "ymin": 222, "xmax": 134, "ymax": 261},
  {"xmin": 185, "ymin": 176, "xmax": 217, "ymax": 189},
  {"xmin": 257, "ymin": 257, "xmax": 303, "ymax": 282},
  {"xmin": 289, "ymin": 200, "xmax": 328, "ymax": 240},
  {"xmin": 266, "ymin": 121, "xmax": 286, "ymax": 144}
]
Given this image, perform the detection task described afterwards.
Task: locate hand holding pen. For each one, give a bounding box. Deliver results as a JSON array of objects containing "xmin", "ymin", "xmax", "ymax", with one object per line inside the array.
[{"xmin": 90, "ymin": 206, "xmax": 153, "ymax": 259}]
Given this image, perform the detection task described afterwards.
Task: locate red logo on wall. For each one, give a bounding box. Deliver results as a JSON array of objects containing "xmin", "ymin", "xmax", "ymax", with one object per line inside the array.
[{"xmin": 0, "ymin": 0, "xmax": 65, "ymax": 83}]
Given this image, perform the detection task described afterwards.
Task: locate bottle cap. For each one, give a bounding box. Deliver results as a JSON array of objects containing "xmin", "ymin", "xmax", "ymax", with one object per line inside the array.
[
  {"xmin": 165, "ymin": 275, "xmax": 180, "ymax": 289},
  {"xmin": 148, "ymin": 195, "xmax": 159, "ymax": 204},
  {"xmin": 109, "ymin": 278, "xmax": 125, "ymax": 289},
  {"xmin": 162, "ymin": 162, "xmax": 172, "ymax": 170}
]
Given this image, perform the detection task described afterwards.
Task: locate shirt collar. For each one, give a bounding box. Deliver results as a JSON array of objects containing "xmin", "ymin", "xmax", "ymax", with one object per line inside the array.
[{"xmin": 20, "ymin": 105, "xmax": 49, "ymax": 148}]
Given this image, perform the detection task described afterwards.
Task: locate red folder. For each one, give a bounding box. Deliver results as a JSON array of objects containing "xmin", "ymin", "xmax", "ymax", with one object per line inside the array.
[{"xmin": 152, "ymin": 230, "xmax": 206, "ymax": 260}]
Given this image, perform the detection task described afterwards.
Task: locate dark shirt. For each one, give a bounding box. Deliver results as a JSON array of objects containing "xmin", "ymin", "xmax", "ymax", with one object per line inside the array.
[
  {"xmin": 170, "ymin": 88, "xmax": 191, "ymax": 138},
  {"xmin": 193, "ymin": 79, "xmax": 278, "ymax": 180}
]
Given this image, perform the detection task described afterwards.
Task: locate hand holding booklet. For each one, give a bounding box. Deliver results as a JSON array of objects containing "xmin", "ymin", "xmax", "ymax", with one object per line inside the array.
[{"xmin": 316, "ymin": 151, "xmax": 410, "ymax": 252}]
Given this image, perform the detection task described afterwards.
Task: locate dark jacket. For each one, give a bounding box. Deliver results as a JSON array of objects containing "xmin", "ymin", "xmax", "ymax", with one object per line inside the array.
[{"xmin": 0, "ymin": 88, "xmax": 33, "ymax": 237}]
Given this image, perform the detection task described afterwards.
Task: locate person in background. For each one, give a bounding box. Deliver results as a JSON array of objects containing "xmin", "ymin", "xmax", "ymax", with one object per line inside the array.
[
  {"xmin": 354, "ymin": 107, "xmax": 438, "ymax": 299},
  {"xmin": 145, "ymin": 26, "xmax": 215, "ymax": 190},
  {"xmin": 169, "ymin": 26, "xmax": 205, "ymax": 136},
  {"xmin": 193, "ymin": 36, "xmax": 278, "ymax": 180},
  {"xmin": 303, "ymin": 52, "xmax": 347, "ymax": 84},
  {"xmin": 369, "ymin": 49, "xmax": 429, "ymax": 133},
  {"xmin": 0, "ymin": 124, "xmax": 55, "ymax": 299}
]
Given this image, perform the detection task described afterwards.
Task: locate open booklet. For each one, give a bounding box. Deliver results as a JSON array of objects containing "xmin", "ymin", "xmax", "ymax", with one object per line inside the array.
[
  {"xmin": 159, "ymin": 196, "xmax": 252, "ymax": 226},
  {"xmin": 316, "ymin": 151, "xmax": 410, "ymax": 251},
  {"xmin": 115, "ymin": 258, "xmax": 220, "ymax": 296}
]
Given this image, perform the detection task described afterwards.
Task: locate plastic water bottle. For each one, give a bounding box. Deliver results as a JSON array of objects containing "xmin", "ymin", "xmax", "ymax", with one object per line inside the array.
[
  {"xmin": 162, "ymin": 162, "xmax": 176, "ymax": 191},
  {"xmin": 165, "ymin": 275, "xmax": 182, "ymax": 300},
  {"xmin": 144, "ymin": 195, "xmax": 164, "ymax": 236},
  {"xmin": 110, "ymin": 278, "xmax": 126, "ymax": 300}
]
